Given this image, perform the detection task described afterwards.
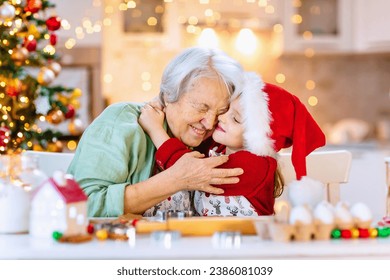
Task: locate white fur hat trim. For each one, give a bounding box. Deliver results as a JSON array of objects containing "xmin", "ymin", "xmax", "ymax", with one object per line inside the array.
[{"xmin": 240, "ymin": 72, "xmax": 275, "ymax": 157}]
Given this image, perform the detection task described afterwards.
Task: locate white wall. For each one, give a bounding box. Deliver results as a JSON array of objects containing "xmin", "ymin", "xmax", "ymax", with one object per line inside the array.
[{"xmin": 51, "ymin": 0, "xmax": 102, "ymax": 47}]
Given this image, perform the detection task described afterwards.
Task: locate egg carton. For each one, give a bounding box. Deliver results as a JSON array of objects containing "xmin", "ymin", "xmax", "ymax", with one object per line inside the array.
[{"xmin": 265, "ymin": 221, "xmax": 334, "ymax": 242}]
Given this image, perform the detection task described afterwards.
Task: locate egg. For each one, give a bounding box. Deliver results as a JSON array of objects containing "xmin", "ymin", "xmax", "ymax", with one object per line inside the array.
[
  {"xmin": 289, "ymin": 205, "xmax": 313, "ymax": 225},
  {"xmin": 350, "ymin": 202, "xmax": 372, "ymax": 222},
  {"xmin": 313, "ymin": 201, "xmax": 335, "ymax": 224}
]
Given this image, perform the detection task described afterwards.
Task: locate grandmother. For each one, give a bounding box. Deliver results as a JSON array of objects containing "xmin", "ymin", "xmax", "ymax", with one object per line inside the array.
[{"xmin": 67, "ymin": 47, "xmax": 246, "ymax": 217}]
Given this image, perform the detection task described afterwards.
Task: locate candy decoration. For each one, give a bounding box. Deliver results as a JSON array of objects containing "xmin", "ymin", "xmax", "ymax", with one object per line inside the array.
[
  {"xmin": 358, "ymin": 228, "xmax": 370, "ymax": 238},
  {"xmin": 52, "ymin": 231, "xmax": 63, "ymax": 240},
  {"xmin": 96, "ymin": 229, "xmax": 108, "ymax": 240},
  {"xmin": 131, "ymin": 219, "xmax": 139, "ymax": 227},
  {"xmin": 377, "ymin": 227, "xmax": 389, "ymax": 238},
  {"xmin": 340, "ymin": 229, "xmax": 352, "ymax": 239},
  {"xmin": 351, "ymin": 228, "xmax": 359, "ymax": 238},
  {"xmin": 87, "ymin": 223, "xmax": 94, "ymax": 234},
  {"xmin": 331, "ymin": 229, "xmax": 341, "ymax": 239},
  {"xmin": 46, "ymin": 16, "xmax": 61, "ymax": 31},
  {"xmin": 369, "ymin": 228, "xmax": 378, "ymax": 238}
]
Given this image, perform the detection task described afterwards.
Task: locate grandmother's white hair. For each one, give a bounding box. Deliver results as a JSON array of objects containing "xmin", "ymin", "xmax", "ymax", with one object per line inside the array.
[{"xmin": 159, "ymin": 47, "xmax": 245, "ymax": 105}]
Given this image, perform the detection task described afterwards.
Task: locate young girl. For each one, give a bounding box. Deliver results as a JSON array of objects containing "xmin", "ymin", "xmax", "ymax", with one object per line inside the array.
[{"xmin": 139, "ymin": 72, "xmax": 325, "ymax": 216}]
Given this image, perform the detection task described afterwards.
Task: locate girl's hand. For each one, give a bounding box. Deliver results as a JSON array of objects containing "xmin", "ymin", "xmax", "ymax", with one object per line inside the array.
[
  {"xmin": 139, "ymin": 104, "xmax": 165, "ymax": 135},
  {"xmin": 139, "ymin": 104, "xmax": 169, "ymax": 148}
]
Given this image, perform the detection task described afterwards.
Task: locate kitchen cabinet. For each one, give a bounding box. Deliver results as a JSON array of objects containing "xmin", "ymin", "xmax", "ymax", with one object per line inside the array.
[
  {"xmin": 282, "ymin": 0, "xmax": 353, "ymax": 52},
  {"xmin": 282, "ymin": 0, "xmax": 390, "ymax": 53},
  {"xmin": 352, "ymin": 0, "xmax": 390, "ymax": 52}
]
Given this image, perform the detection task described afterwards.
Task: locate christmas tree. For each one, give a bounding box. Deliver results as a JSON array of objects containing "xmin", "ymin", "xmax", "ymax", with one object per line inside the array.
[{"xmin": 0, "ymin": 0, "xmax": 81, "ymax": 154}]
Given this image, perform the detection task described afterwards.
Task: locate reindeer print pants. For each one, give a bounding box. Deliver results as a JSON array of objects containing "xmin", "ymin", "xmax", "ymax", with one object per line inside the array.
[
  {"xmin": 194, "ymin": 192, "xmax": 259, "ymax": 217},
  {"xmin": 143, "ymin": 190, "xmax": 193, "ymax": 217}
]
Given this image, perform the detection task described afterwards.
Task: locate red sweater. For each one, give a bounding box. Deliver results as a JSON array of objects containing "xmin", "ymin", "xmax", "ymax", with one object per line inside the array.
[{"xmin": 155, "ymin": 138, "xmax": 276, "ymax": 215}]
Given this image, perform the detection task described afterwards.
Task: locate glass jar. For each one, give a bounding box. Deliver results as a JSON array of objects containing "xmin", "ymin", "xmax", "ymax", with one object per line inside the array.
[
  {"xmin": 0, "ymin": 154, "xmax": 31, "ymax": 234},
  {"xmin": 18, "ymin": 154, "xmax": 48, "ymax": 192}
]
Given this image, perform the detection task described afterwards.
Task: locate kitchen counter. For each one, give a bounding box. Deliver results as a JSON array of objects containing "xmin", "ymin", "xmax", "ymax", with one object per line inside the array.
[{"xmin": 1, "ymin": 233, "xmax": 390, "ymax": 260}]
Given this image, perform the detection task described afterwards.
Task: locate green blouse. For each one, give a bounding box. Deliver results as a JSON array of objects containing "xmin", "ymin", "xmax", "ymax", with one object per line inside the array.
[{"xmin": 67, "ymin": 102, "xmax": 160, "ymax": 217}]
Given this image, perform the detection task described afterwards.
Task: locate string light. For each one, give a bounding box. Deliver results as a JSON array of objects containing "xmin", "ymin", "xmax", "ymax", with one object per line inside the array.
[
  {"xmin": 235, "ymin": 28, "xmax": 257, "ymax": 55},
  {"xmin": 198, "ymin": 28, "xmax": 219, "ymax": 48}
]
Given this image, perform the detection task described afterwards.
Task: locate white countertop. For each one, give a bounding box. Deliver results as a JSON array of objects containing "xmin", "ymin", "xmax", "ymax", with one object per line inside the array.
[{"xmin": 2, "ymin": 233, "xmax": 390, "ymax": 260}]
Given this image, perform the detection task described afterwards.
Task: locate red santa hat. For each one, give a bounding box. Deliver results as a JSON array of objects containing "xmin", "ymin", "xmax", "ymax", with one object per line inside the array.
[{"xmin": 240, "ymin": 72, "xmax": 326, "ymax": 180}]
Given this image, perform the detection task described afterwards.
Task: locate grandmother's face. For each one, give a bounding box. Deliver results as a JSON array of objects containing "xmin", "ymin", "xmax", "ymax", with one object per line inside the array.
[{"xmin": 164, "ymin": 77, "xmax": 230, "ymax": 148}]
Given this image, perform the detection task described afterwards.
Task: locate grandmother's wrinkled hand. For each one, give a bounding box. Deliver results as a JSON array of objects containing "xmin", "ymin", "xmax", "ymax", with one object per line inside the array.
[{"xmin": 167, "ymin": 151, "xmax": 243, "ymax": 195}]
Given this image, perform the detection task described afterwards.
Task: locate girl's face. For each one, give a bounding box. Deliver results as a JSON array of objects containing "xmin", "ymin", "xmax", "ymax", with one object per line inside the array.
[
  {"xmin": 212, "ymin": 98, "xmax": 245, "ymax": 154},
  {"xmin": 164, "ymin": 77, "xmax": 229, "ymax": 148}
]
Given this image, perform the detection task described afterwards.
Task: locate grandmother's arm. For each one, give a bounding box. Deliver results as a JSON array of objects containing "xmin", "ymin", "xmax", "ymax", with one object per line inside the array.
[{"xmin": 124, "ymin": 151, "xmax": 237, "ymax": 214}]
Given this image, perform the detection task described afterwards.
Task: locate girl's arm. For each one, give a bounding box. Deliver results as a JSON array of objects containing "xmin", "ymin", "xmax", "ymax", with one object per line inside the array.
[{"xmin": 138, "ymin": 104, "xmax": 169, "ymax": 148}]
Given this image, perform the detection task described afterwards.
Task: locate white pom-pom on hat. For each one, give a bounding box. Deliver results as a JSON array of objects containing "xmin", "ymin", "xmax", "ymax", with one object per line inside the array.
[{"xmin": 288, "ymin": 176, "xmax": 324, "ymax": 208}]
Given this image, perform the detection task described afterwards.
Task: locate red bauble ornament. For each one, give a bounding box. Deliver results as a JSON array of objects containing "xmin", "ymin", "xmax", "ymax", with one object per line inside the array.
[
  {"xmin": 64, "ymin": 104, "xmax": 75, "ymax": 119},
  {"xmin": 23, "ymin": 37, "xmax": 37, "ymax": 52},
  {"xmin": 0, "ymin": 126, "xmax": 11, "ymax": 149},
  {"xmin": 46, "ymin": 16, "xmax": 61, "ymax": 31},
  {"xmin": 50, "ymin": 33, "xmax": 57, "ymax": 46},
  {"xmin": 5, "ymin": 79, "xmax": 22, "ymax": 97},
  {"xmin": 24, "ymin": 0, "xmax": 42, "ymax": 13}
]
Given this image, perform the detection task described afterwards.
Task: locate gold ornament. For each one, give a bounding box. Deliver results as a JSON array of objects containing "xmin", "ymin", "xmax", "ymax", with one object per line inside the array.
[
  {"xmin": 72, "ymin": 88, "xmax": 82, "ymax": 98},
  {"xmin": 46, "ymin": 109, "xmax": 65, "ymax": 125},
  {"xmin": 33, "ymin": 143, "xmax": 44, "ymax": 151},
  {"xmin": 17, "ymin": 94, "xmax": 30, "ymax": 108},
  {"xmin": 37, "ymin": 67, "xmax": 55, "ymax": 85},
  {"xmin": 47, "ymin": 141, "xmax": 63, "ymax": 152},
  {"xmin": 48, "ymin": 61, "xmax": 62, "ymax": 76},
  {"xmin": 57, "ymin": 95, "xmax": 69, "ymax": 105},
  {"xmin": 28, "ymin": 24, "xmax": 40, "ymax": 38},
  {"xmin": 68, "ymin": 118, "xmax": 84, "ymax": 136},
  {"xmin": 11, "ymin": 47, "xmax": 29, "ymax": 65},
  {"xmin": 69, "ymin": 99, "xmax": 80, "ymax": 109}
]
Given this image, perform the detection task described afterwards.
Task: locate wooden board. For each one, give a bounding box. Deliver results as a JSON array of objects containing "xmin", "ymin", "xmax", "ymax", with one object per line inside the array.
[{"xmin": 136, "ymin": 216, "xmax": 273, "ymax": 236}]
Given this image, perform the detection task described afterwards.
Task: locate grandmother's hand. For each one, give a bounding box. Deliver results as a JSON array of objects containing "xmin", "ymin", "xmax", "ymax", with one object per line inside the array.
[{"xmin": 167, "ymin": 151, "xmax": 243, "ymax": 194}]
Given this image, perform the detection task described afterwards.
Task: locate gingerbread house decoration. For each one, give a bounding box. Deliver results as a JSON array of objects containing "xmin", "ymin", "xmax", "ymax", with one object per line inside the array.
[{"xmin": 29, "ymin": 171, "xmax": 88, "ymax": 238}]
